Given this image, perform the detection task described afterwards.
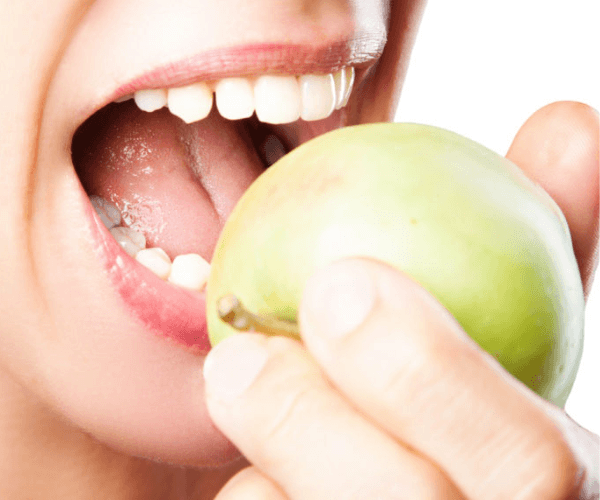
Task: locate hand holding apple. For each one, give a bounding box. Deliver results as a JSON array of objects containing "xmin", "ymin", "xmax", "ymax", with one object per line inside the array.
[
  {"xmin": 203, "ymin": 102, "xmax": 599, "ymax": 500},
  {"xmin": 207, "ymin": 121, "xmax": 585, "ymax": 406}
]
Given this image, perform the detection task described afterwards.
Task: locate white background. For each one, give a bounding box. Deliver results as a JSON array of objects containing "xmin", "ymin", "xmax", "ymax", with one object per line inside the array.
[{"xmin": 395, "ymin": 0, "xmax": 599, "ymax": 433}]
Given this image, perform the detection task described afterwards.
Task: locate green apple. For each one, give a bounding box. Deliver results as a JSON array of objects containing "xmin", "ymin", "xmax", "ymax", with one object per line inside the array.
[{"xmin": 206, "ymin": 123, "xmax": 584, "ymax": 407}]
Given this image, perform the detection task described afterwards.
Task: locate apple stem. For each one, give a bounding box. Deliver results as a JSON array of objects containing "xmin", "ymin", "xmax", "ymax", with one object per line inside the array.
[{"xmin": 217, "ymin": 294, "xmax": 300, "ymax": 338}]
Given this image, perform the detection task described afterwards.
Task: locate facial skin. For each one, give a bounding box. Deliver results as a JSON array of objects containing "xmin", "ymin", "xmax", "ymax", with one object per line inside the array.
[
  {"xmin": 1, "ymin": 0, "xmax": 598, "ymax": 498},
  {"xmin": 0, "ymin": 0, "xmax": 426, "ymax": 495}
]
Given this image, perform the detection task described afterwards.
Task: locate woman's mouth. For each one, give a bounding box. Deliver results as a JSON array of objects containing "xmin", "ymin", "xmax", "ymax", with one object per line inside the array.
[
  {"xmin": 11, "ymin": 0, "xmax": 423, "ymax": 464},
  {"xmin": 71, "ymin": 47, "xmax": 369, "ymax": 353}
]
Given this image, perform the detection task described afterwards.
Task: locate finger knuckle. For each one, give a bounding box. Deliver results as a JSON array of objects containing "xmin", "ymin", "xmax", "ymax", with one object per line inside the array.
[
  {"xmin": 483, "ymin": 421, "xmax": 582, "ymax": 500},
  {"xmin": 516, "ymin": 431, "xmax": 582, "ymax": 500},
  {"xmin": 375, "ymin": 341, "xmax": 455, "ymax": 419},
  {"xmin": 262, "ymin": 379, "xmax": 319, "ymax": 442},
  {"xmin": 255, "ymin": 375, "xmax": 326, "ymax": 465}
]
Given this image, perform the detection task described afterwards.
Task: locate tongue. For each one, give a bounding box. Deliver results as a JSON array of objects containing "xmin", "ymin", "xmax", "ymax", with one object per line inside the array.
[{"xmin": 72, "ymin": 101, "xmax": 265, "ymax": 260}]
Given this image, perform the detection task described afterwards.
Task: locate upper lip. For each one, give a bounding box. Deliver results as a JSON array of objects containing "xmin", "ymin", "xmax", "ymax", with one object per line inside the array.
[
  {"xmin": 117, "ymin": 37, "xmax": 386, "ymax": 95},
  {"xmin": 79, "ymin": 35, "xmax": 386, "ymax": 127}
]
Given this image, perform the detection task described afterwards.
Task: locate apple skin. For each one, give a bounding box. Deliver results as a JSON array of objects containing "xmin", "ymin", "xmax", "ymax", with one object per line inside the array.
[{"xmin": 206, "ymin": 123, "xmax": 584, "ymax": 407}]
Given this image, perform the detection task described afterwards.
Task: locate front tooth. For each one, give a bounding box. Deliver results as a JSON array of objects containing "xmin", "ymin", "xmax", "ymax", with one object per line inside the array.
[
  {"xmin": 215, "ymin": 78, "xmax": 254, "ymax": 120},
  {"xmin": 299, "ymin": 74, "xmax": 335, "ymax": 121},
  {"xmin": 90, "ymin": 195, "xmax": 121, "ymax": 229},
  {"xmin": 134, "ymin": 88, "xmax": 168, "ymax": 112},
  {"xmin": 167, "ymin": 83, "xmax": 213, "ymax": 124},
  {"xmin": 135, "ymin": 247, "xmax": 172, "ymax": 280},
  {"xmin": 109, "ymin": 227, "xmax": 146, "ymax": 257},
  {"xmin": 341, "ymin": 67, "xmax": 355, "ymax": 107},
  {"xmin": 168, "ymin": 254, "xmax": 211, "ymax": 291},
  {"xmin": 254, "ymin": 75, "xmax": 301, "ymax": 124}
]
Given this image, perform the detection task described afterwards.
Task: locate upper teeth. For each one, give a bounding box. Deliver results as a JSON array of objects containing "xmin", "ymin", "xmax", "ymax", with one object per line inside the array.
[
  {"xmin": 119, "ymin": 67, "xmax": 355, "ymax": 125},
  {"xmin": 215, "ymin": 78, "xmax": 255, "ymax": 120},
  {"xmin": 167, "ymin": 82, "xmax": 213, "ymax": 123}
]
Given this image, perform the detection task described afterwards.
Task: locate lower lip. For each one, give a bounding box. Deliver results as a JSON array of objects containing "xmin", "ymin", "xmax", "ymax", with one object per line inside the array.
[{"xmin": 85, "ymin": 192, "xmax": 211, "ymax": 353}]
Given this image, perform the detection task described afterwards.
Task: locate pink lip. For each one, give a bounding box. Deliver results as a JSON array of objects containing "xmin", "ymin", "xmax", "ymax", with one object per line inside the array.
[
  {"xmin": 86, "ymin": 191, "xmax": 211, "ymax": 353},
  {"xmin": 112, "ymin": 38, "xmax": 385, "ymax": 100}
]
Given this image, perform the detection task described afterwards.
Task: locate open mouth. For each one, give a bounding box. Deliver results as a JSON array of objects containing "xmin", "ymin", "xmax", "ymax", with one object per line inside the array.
[{"xmin": 71, "ymin": 58, "xmax": 361, "ymax": 353}]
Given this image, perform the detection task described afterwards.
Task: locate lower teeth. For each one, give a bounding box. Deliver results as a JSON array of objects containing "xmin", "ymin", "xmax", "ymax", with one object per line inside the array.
[
  {"xmin": 135, "ymin": 248, "xmax": 172, "ymax": 280},
  {"xmin": 168, "ymin": 254, "xmax": 211, "ymax": 291},
  {"xmin": 92, "ymin": 195, "xmax": 210, "ymax": 291}
]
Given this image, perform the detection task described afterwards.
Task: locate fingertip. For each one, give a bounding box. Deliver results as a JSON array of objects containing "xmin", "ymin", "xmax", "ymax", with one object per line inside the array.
[
  {"xmin": 203, "ymin": 334, "xmax": 269, "ymax": 404},
  {"xmin": 506, "ymin": 101, "xmax": 599, "ymax": 296}
]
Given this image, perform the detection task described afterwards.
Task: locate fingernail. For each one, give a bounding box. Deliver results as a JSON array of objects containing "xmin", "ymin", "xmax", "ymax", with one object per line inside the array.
[
  {"xmin": 203, "ymin": 335, "xmax": 269, "ymax": 402},
  {"xmin": 302, "ymin": 259, "xmax": 377, "ymax": 338}
]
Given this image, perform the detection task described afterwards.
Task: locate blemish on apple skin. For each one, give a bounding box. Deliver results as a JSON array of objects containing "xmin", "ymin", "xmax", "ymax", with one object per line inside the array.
[
  {"xmin": 530, "ymin": 374, "xmax": 543, "ymax": 390},
  {"xmin": 265, "ymin": 172, "xmax": 345, "ymax": 206},
  {"xmin": 296, "ymin": 171, "xmax": 345, "ymax": 197},
  {"xmin": 410, "ymin": 218, "xmax": 418, "ymax": 225}
]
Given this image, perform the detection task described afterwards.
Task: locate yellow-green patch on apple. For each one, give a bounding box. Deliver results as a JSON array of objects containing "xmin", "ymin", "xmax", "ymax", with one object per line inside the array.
[{"xmin": 206, "ymin": 123, "xmax": 584, "ymax": 407}]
